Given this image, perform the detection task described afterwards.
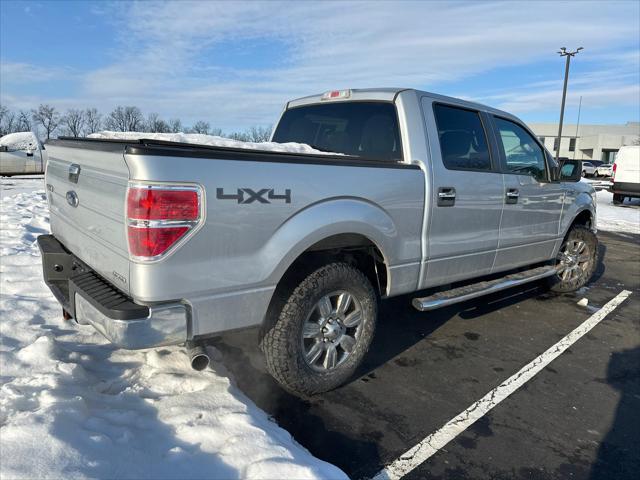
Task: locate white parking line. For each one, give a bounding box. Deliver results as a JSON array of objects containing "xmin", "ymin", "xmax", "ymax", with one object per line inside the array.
[{"xmin": 372, "ymin": 289, "xmax": 632, "ymax": 480}]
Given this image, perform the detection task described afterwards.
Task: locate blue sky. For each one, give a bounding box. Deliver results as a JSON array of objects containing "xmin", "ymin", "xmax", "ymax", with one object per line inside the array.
[{"xmin": 1, "ymin": 0, "xmax": 639, "ymax": 131}]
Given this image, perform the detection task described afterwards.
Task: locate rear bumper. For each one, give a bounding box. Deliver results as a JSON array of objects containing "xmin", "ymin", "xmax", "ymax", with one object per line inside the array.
[
  {"xmin": 37, "ymin": 234, "xmax": 188, "ymax": 349},
  {"xmin": 611, "ymin": 181, "xmax": 640, "ymax": 197}
]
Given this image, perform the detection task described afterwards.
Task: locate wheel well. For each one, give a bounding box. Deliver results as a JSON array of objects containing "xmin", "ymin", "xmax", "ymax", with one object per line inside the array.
[
  {"xmin": 259, "ymin": 234, "xmax": 387, "ymax": 337},
  {"xmin": 279, "ymin": 234, "xmax": 388, "ymax": 297},
  {"xmin": 571, "ymin": 210, "xmax": 593, "ymax": 229}
]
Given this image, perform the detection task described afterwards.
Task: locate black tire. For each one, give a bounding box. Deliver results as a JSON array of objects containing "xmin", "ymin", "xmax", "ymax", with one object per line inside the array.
[
  {"xmin": 613, "ymin": 194, "xmax": 624, "ymax": 205},
  {"xmin": 548, "ymin": 225, "xmax": 598, "ymax": 293},
  {"xmin": 582, "ymin": 170, "xmax": 587, "ymax": 177},
  {"xmin": 260, "ymin": 262, "xmax": 377, "ymax": 396}
]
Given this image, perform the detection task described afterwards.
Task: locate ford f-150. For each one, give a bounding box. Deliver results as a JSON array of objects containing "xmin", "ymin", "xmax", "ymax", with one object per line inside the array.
[{"xmin": 38, "ymin": 88, "xmax": 598, "ymax": 395}]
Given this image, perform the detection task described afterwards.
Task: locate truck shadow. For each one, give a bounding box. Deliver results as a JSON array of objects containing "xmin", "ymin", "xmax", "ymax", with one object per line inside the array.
[
  {"xmin": 214, "ymin": 335, "xmax": 381, "ymax": 478},
  {"xmin": 216, "ymin": 280, "xmax": 558, "ymax": 478},
  {"xmin": 216, "ymin": 244, "xmax": 610, "ymax": 479},
  {"xmin": 589, "ymin": 346, "xmax": 640, "ymax": 480}
]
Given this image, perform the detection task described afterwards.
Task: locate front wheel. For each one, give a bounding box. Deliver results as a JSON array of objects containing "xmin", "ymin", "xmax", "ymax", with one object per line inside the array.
[
  {"xmin": 613, "ymin": 194, "xmax": 624, "ymax": 205},
  {"xmin": 260, "ymin": 262, "xmax": 377, "ymax": 396},
  {"xmin": 548, "ymin": 225, "xmax": 598, "ymax": 293}
]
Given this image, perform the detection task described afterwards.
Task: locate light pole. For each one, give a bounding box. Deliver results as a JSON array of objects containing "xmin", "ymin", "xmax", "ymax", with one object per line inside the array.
[{"xmin": 555, "ymin": 46, "xmax": 583, "ymax": 161}]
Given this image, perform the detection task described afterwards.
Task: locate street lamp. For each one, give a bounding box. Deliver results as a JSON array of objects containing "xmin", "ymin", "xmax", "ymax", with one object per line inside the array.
[{"xmin": 555, "ymin": 47, "xmax": 583, "ymax": 161}]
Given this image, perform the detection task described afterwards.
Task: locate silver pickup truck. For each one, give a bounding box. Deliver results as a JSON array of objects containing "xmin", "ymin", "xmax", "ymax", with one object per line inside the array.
[{"xmin": 38, "ymin": 88, "xmax": 597, "ymax": 395}]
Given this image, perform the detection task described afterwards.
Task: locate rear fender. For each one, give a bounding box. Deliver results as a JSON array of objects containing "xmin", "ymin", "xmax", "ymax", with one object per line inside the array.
[{"xmin": 262, "ymin": 197, "xmax": 399, "ymax": 294}]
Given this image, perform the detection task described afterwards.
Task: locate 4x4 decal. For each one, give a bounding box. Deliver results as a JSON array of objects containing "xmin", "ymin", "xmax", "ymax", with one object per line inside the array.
[{"xmin": 216, "ymin": 188, "xmax": 291, "ymax": 204}]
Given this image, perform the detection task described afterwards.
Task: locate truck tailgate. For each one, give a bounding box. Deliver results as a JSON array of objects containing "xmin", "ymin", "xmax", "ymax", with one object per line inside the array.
[{"xmin": 45, "ymin": 143, "xmax": 131, "ymax": 293}]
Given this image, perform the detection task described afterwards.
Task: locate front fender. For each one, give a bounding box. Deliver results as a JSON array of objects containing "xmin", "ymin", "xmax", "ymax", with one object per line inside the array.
[{"xmin": 560, "ymin": 189, "xmax": 596, "ymax": 237}]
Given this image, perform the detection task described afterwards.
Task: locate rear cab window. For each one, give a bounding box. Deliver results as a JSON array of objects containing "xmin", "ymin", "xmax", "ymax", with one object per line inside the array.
[
  {"xmin": 272, "ymin": 102, "xmax": 402, "ymax": 162},
  {"xmin": 432, "ymin": 103, "xmax": 492, "ymax": 171}
]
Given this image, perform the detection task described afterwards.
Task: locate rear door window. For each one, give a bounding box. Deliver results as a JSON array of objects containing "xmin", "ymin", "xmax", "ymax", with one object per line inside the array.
[
  {"xmin": 272, "ymin": 102, "xmax": 402, "ymax": 162},
  {"xmin": 433, "ymin": 104, "xmax": 492, "ymax": 171}
]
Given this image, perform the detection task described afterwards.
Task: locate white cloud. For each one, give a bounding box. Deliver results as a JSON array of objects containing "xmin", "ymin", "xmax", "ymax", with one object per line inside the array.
[
  {"xmin": 0, "ymin": 62, "xmax": 72, "ymax": 84},
  {"xmin": 2, "ymin": 1, "xmax": 639, "ymax": 128}
]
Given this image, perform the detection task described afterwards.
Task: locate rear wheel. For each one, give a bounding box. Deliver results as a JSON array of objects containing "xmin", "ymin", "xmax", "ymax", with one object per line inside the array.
[
  {"xmin": 260, "ymin": 262, "xmax": 377, "ymax": 396},
  {"xmin": 613, "ymin": 194, "xmax": 624, "ymax": 205},
  {"xmin": 548, "ymin": 225, "xmax": 597, "ymax": 293}
]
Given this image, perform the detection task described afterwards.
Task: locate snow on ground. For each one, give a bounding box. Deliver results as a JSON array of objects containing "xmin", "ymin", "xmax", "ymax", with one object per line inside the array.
[
  {"xmin": 594, "ymin": 188, "xmax": 640, "ymax": 234},
  {"xmin": 88, "ymin": 131, "xmax": 338, "ymax": 155},
  {"xmin": 582, "ymin": 178, "xmax": 640, "ymax": 234},
  {"xmin": 0, "ymin": 132, "xmax": 39, "ymax": 151},
  {"xmin": 0, "ymin": 176, "xmax": 44, "ymax": 200},
  {"xmin": 0, "ymin": 178, "xmax": 346, "ymax": 479}
]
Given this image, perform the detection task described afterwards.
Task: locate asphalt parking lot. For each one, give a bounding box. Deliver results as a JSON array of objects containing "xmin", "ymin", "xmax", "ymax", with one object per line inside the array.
[{"xmin": 217, "ymin": 230, "xmax": 639, "ymax": 480}]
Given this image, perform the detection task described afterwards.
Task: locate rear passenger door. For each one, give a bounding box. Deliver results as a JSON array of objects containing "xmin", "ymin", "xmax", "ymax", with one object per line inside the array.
[
  {"xmin": 490, "ymin": 116, "xmax": 564, "ymax": 271},
  {"xmin": 420, "ymin": 99, "xmax": 504, "ymax": 288}
]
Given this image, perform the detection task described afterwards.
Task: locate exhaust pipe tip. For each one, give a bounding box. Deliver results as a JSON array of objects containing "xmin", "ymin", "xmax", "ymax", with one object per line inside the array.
[{"xmin": 188, "ymin": 343, "xmax": 210, "ymax": 371}]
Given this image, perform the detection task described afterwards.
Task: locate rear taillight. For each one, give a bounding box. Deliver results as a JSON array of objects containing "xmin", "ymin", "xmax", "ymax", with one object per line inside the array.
[
  {"xmin": 612, "ymin": 162, "xmax": 617, "ymax": 181},
  {"xmin": 126, "ymin": 184, "xmax": 202, "ymax": 260}
]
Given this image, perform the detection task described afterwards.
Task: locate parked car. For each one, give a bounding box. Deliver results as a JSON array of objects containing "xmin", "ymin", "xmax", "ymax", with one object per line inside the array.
[
  {"xmin": 611, "ymin": 145, "xmax": 640, "ymax": 204},
  {"xmin": 581, "ymin": 161, "xmax": 597, "ymax": 177},
  {"xmin": 37, "ymin": 88, "xmax": 598, "ymax": 396},
  {"xmin": 0, "ymin": 132, "xmax": 47, "ymax": 176},
  {"xmin": 594, "ymin": 163, "xmax": 613, "ymax": 177}
]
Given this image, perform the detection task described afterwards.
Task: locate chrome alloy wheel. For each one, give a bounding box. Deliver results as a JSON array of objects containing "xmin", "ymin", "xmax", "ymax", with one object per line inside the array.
[
  {"xmin": 301, "ymin": 290, "xmax": 363, "ymax": 371},
  {"xmin": 557, "ymin": 238, "xmax": 591, "ymax": 283}
]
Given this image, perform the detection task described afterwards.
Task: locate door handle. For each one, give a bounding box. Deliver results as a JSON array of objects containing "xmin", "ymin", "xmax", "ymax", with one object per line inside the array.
[
  {"xmin": 506, "ymin": 188, "xmax": 519, "ymax": 204},
  {"xmin": 437, "ymin": 187, "xmax": 456, "ymax": 207}
]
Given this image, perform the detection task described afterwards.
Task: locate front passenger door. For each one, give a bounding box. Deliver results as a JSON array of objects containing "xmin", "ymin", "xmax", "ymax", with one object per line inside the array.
[{"xmin": 492, "ymin": 116, "xmax": 564, "ymax": 272}]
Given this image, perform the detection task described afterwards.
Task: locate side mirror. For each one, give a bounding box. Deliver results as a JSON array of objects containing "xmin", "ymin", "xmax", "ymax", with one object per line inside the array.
[{"xmin": 558, "ymin": 159, "xmax": 582, "ymax": 182}]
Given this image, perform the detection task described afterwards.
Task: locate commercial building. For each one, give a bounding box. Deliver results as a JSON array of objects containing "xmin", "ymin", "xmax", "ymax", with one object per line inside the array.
[{"xmin": 528, "ymin": 121, "xmax": 639, "ymax": 163}]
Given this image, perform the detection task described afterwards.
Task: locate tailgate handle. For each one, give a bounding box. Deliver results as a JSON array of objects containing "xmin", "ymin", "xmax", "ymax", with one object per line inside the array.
[{"xmin": 68, "ymin": 164, "xmax": 81, "ymax": 183}]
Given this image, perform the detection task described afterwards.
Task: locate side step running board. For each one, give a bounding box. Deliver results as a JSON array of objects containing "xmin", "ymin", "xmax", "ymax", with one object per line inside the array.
[{"xmin": 412, "ymin": 265, "xmax": 557, "ymax": 312}]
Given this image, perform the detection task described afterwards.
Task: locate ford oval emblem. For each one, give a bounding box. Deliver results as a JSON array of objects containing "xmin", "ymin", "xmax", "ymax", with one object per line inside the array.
[{"xmin": 66, "ymin": 191, "xmax": 79, "ymax": 208}]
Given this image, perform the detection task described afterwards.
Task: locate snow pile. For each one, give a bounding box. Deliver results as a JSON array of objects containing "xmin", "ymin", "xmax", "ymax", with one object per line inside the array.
[
  {"xmin": 0, "ymin": 178, "xmax": 346, "ymax": 479},
  {"xmin": 582, "ymin": 178, "xmax": 640, "ymax": 234},
  {"xmin": 595, "ymin": 188, "xmax": 640, "ymax": 234},
  {"xmin": 0, "ymin": 132, "xmax": 39, "ymax": 151},
  {"xmin": 88, "ymin": 131, "xmax": 337, "ymax": 155}
]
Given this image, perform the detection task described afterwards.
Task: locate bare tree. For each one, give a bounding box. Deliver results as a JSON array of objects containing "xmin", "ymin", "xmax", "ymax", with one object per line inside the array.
[
  {"xmin": 227, "ymin": 131, "xmax": 250, "ymax": 142},
  {"xmin": 0, "ymin": 106, "xmax": 17, "ymax": 136},
  {"xmin": 17, "ymin": 111, "xmax": 32, "ymax": 132},
  {"xmin": 145, "ymin": 113, "xmax": 170, "ymax": 133},
  {"xmin": 168, "ymin": 118, "xmax": 182, "ymax": 133},
  {"xmin": 85, "ymin": 108, "xmax": 102, "ymax": 135},
  {"xmin": 190, "ymin": 120, "xmax": 210, "ymax": 134},
  {"xmin": 105, "ymin": 106, "xmax": 144, "ymax": 132},
  {"xmin": 31, "ymin": 104, "xmax": 61, "ymax": 139},
  {"xmin": 247, "ymin": 125, "xmax": 272, "ymax": 142},
  {"xmin": 210, "ymin": 127, "xmax": 223, "ymax": 137},
  {"xmin": 62, "ymin": 109, "xmax": 85, "ymax": 137}
]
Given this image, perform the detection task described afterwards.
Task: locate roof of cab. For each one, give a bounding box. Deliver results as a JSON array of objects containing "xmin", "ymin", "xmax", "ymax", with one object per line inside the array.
[{"xmin": 287, "ymin": 87, "xmax": 515, "ymax": 120}]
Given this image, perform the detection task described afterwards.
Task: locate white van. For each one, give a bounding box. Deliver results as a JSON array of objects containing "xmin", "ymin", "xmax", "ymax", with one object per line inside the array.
[
  {"xmin": 612, "ymin": 145, "xmax": 640, "ymax": 205},
  {"xmin": 0, "ymin": 132, "xmax": 47, "ymax": 176}
]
